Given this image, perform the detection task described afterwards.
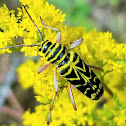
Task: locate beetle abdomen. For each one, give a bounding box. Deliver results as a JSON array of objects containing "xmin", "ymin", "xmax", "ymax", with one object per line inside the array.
[{"xmin": 58, "ymin": 52, "xmax": 104, "ymax": 100}]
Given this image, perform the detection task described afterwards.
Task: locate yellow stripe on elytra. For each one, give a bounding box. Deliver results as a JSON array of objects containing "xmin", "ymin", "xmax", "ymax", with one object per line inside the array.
[
  {"xmin": 96, "ymin": 89, "xmax": 100, "ymax": 94},
  {"xmin": 59, "ymin": 52, "xmax": 74, "ymax": 71},
  {"xmin": 84, "ymin": 88, "xmax": 90, "ymax": 95},
  {"xmin": 70, "ymin": 52, "xmax": 74, "ymax": 62},
  {"xmin": 91, "ymin": 93, "xmax": 97, "ymax": 99},
  {"xmin": 92, "ymin": 85, "xmax": 97, "ymax": 90},
  {"xmin": 93, "ymin": 76, "xmax": 97, "ymax": 83},
  {"xmin": 59, "ymin": 53, "xmax": 81, "ymax": 80},
  {"xmin": 61, "ymin": 66, "xmax": 73, "ymax": 78},
  {"xmin": 59, "ymin": 63, "xmax": 70, "ymax": 72},
  {"xmin": 74, "ymin": 61, "xmax": 86, "ymax": 72},
  {"xmin": 80, "ymin": 72, "xmax": 90, "ymax": 83},
  {"xmin": 46, "ymin": 43, "xmax": 60, "ymax": 59},
  {"xmin": 72, "ymin": 55, "xmax": 79, "ymax": 65},
  {"xmin": 67, "ymin": 68, "xmax": 80, "ymax": 81},
  {"xmin": 74, "ymin": 84, "xmax": 82, "ymax": 88},
  {"xmin": 79, "ymin": 72, "xmax": 98, "ymax": 91},
  {"xmin": 83, "ymin": 83, "xmax": 87, "ymax": 86}
]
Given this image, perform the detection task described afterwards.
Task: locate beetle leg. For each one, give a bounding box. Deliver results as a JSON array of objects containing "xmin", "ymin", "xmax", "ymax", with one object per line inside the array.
[
  {"xmin": 37, "ymin": 63, "xmax": 51, "ymax": 74},
  {"xmin": 66, "ymin": 83, "xmax": 77, "ymax": 111},
  {"xmin": 47, "ymin": 93, "xmax": 57, "ymax": 125},
  {"xmin": 47, "ymin": 67, "xmax": 58, "ymax": 125},
  {"xmin": 54, "ymin": 67, "xmax": 59, "ymax": 93},
  {"xmin": 68, "ymin": 38, "xmax": 83, "ymax": 50},
  {"xmin": 88, "ymin": 65, "xmax": 101, "ymax": 71},
  {"xmin": 22, "ymin": 5, "xmax": 43, "ymax": 40},
  {"xmin": 39, "ymin": 16, "xmax": 61, "ymax": 43}
]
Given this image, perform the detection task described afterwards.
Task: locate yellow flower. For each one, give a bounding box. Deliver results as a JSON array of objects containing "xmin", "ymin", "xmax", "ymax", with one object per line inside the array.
[
  {"xmin": 21, "ymin": 38, "xmax": 38, "ymax": 56},
  {"xmin": 1, "ymin": 0, "xmax": 126, "ymax": 126},
  {"xmin": 113, "ymin": 109, "xmax": 126, "ymax": 126},
  {"xmin": 17, "ymin": 60, "xmax": 38, "ymax": 89}
]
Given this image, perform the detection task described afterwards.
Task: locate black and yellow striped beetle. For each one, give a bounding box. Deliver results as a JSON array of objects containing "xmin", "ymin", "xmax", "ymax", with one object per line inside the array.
[{"xmin": 0, "ymin": 5, "xmax": 104, "ymax": 125}]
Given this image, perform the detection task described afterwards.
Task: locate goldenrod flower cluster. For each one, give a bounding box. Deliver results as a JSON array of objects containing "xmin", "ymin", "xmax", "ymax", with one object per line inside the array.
[{"xmin": 0, "ymin": 0, "xmax": 126, "ymax": 125}]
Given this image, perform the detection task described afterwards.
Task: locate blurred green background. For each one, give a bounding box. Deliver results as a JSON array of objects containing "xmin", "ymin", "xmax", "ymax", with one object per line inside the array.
[{"xmin": 47, "ymin": 0, "xmax": 126, "ymax": 42}]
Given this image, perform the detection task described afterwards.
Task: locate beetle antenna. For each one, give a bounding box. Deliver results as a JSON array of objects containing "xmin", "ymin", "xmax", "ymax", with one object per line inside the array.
[
  {"xmin": 0, "ymin": 44, "xmax": 40, "ymax": 50},
  {"xmin": 21, "ymin": 5, "xmax": 43, "ymax": 40}
]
